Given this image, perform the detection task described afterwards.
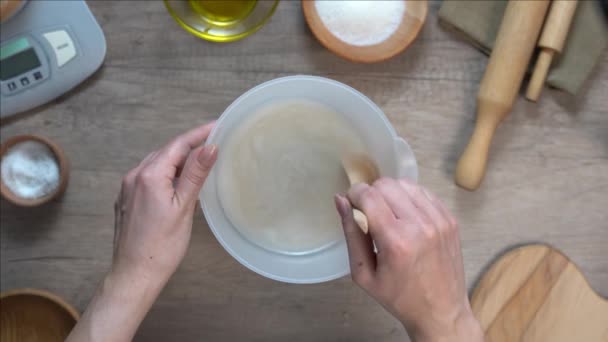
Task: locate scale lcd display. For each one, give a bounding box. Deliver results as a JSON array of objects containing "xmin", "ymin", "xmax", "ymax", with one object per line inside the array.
[{"xmin": 0, "ymin": 37, "xmax": 41, "ymax": 81}]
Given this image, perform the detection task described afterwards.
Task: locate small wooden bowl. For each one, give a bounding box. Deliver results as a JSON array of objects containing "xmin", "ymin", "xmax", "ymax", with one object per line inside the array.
[
  {"xmin": 302, "ymin": 0, "xmax": 428, "ymax": 63},
  {"xmin": 0, "ymin": 0, "xmax": 27, "ymax": 23},
  {"xmin": 0, "ymin": 135, "xmax": 69, "ymax": 207},
  {"xmin": 0, "ymin": 288, "xmax": 79, "ymax": 342}
]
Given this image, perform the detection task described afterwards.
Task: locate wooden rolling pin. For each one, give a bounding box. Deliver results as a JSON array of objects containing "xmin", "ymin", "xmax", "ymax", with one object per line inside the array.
[
  {"xmin": 526, "ymin": 0, "xmax": 578, "ymax": 101},
  {"xmin": 455, "ymin": 0, "xmax": 550, "ymax": 191}
]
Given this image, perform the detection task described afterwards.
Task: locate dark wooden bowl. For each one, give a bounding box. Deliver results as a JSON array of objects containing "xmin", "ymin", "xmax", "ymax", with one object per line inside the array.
[
  {"xmin": 0, "ymin": 135, "xmax": 69, "ymax": 207},
  {"xmin": 0, "ymin": 288, "xmax": 79, "ymax": 342},
  {"xmin": 302, "ymin": 0, "xmax": 428, "ymax": 63}
]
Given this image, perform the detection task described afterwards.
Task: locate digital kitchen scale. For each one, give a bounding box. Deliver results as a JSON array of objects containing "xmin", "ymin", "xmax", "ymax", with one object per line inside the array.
[{"xmin": 0, "ymin": 0, "xmax": 106, "ymax": 118}]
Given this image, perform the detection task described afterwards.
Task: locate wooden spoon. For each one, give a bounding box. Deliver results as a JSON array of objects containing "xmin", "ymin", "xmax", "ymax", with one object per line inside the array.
[{"xmin": 341, "ymin": 154, "xmax": 379, "ymax": 234}]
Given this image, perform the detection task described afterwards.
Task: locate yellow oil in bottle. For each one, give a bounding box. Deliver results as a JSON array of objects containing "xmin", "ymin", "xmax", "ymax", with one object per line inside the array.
[{"xmin": 189, "ymin": 0, "xmax": 257, "ymax": 27}]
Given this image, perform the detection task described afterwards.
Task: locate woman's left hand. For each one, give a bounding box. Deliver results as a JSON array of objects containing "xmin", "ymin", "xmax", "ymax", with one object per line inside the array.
[
  {"xmin": 113, "ymin": 122, "xmax": 217, "ymax": 283},
  {"xmin": 67, "ymin": 122, "xmax": 217, "ymax": 342}
]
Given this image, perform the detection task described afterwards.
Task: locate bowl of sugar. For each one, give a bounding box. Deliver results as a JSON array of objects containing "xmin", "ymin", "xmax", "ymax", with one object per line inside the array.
[
  {"xmin": 200, "ymin": 75, "xmax": 418, "ymax": 283},
  {"xmin": 302, "ymin": 0, "xmax": 427, "ymax": 63},
  {"xmin": 0, "ymin": 135, "xmax": 69, "ymax": 207}
]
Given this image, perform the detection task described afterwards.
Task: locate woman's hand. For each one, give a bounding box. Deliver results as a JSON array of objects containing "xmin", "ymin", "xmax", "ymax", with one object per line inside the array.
[
  {"xmin": 67, "ymin": 122, "xmax": 217, "ymax": 342},
  {"xmin": 112, "ymin": 122, "xmax": 217, "ymax": 284},
  {"xmin": 335, "ymin": 178, "xmax": 483, "ymax": 342}
]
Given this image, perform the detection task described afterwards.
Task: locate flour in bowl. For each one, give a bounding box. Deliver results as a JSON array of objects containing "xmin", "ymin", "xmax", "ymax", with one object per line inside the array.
[
  {"xmin": 315, "ymin": 0, "xmax": 406, "ymax": 46},
  {"xmin": 217, "ymin": 100, "xmax": 367, "ymax": 254}
]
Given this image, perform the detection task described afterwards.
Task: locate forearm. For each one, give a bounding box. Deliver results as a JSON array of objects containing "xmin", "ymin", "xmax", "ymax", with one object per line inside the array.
[
  {"xmin": 66, "ymin": 268, "xmax": 166, "ymax": 342},
  {"xmin": 409, "ymin": 306, "xmax": 484, "ymax": 342}
]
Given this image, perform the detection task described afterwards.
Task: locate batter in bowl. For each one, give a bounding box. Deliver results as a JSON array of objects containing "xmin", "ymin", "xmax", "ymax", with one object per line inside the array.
[{"xmin": 216, "ymin": 99, "xmax": 367, "ymax": 254}]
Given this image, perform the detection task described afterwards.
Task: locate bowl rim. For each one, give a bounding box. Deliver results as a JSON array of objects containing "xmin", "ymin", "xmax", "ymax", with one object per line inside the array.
[
  {"xmin": 163, "ymin": 0, "xmax": 280, "ymax": 43},
  {"xmin": 207, "ymin": 75, "xmax": 400, "ymax": 148},
  {"xmin": 0, "ymin": 288, "xmax": 80, "ymax": 322},
  {"xmin": 0, "ymin": 135, "xmax": 70, "ymax": 207}
]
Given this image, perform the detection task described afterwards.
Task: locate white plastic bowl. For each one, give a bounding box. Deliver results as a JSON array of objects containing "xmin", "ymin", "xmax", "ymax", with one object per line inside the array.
[{"xmin": 200, "ymin": 75, "xmax": 417, "ymax": 284}]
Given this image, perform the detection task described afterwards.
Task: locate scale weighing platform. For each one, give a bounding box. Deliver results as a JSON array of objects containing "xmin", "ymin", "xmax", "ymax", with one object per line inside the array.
[{"xmin": 0, "ymin": 0, "xmax": 106, "ymax": 118}]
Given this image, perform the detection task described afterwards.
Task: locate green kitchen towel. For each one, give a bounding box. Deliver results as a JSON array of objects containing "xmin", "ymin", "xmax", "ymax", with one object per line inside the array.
[{"xmin": 438, "ymin": 0, "xmax": 607, "ymax": 95}]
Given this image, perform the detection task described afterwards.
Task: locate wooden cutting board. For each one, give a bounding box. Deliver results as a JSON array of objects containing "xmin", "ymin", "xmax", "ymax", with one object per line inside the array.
[{"xmin": 470, "ymin": 244, "xmax": 608, "ymax": 342}]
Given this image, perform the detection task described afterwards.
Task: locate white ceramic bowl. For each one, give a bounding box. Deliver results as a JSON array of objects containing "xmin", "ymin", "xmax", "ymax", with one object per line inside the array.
[{"xmin": 200, "ymin": 75, "xmax": 417, "ymax": 283}]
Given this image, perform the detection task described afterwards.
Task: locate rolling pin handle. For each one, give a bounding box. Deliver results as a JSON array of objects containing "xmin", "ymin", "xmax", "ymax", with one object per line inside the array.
[
  {"xmin": 455, "ymin": 100, "xmax": 506, "ymax": 191},
  {"xmin": 526, "ymin": 49, "xmax": 556, "ymax": 102}
]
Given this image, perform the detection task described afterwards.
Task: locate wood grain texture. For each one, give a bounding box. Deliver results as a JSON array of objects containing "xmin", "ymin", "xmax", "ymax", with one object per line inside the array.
[
  {"xmin": 0, "ymin": 289, "xmax": 79, "ymax": 342},
  {"xmin": 1, "ymin": 1, "xmax": 607, "ymax": 341},
  {"xmin": 527, "ymin": 0, "xmax": 578, "ymax": 101},
  {"xmin": 538, "ymin": 0, "xmax": 578, "ymax": 53},
  {"xmin": 455, "ymin": 0, "xmax": 550, "ymax": 190},
  {"xmin": 471, "ymin": 245, "xmax": 608, "ymax": 342}
]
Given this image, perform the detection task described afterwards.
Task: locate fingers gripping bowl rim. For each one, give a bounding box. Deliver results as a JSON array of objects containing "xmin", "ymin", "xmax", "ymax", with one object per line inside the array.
[{"xmin": 200, "ymin": 75, "xmax": 418, "ymax": 283}]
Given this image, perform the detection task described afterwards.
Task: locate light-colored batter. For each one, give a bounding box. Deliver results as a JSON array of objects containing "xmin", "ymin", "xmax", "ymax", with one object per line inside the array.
[{"xmin": 217, "ymin": 100, "xmax": 367, "ymax": 254}]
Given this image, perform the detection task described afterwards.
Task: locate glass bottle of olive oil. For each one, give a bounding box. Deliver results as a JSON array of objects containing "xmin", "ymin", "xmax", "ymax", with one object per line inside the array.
[{"xmin": 189, "ymin": 0, "xmax": 257, "ymax": 27}]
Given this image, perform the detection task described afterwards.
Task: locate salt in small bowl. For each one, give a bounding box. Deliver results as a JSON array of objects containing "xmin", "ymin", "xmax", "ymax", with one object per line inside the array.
[{"xmin": 0, "ymin": 135, "xmax": 69, "ymax": 207}]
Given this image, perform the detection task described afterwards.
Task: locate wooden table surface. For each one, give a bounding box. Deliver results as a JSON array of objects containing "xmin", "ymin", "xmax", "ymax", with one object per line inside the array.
[{"xmin": 1, "ymin": 1, "xmax": 607, "ymax": 341}]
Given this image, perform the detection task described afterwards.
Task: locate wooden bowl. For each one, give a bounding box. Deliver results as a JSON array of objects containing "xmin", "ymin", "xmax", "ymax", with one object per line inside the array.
[
  {"xmin": 0, "ymin": 288, "xmax": 79, "ymax": 342},
  {"xmin": 0, "ymin": 0, "xmax": 27, "ymax": 23},
  {"xmin": 0, "ymin": 135, "xmax": 69, "ymax": 207},
  {"xmin": 302, "ymin": 0, "xmax": 428, "ymax": 63}
]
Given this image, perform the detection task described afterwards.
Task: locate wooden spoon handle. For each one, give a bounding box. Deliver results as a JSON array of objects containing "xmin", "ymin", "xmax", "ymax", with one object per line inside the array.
[{"xmin": 353, "ymin": 209, "xmax": 369, "ymax": 234}]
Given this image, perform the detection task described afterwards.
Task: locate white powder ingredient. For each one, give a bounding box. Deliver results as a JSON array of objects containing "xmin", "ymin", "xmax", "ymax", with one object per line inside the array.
[
  {"xmin": 315, "ymin": 0, "xmax": 406, "ymax": 47},
  {"xmin": 217, "ymin": 100, "xmax": 367, "ymax": 255},
  {"xmin": 1, "ymin": 141, "xmax": 60, "ymax": 199}
]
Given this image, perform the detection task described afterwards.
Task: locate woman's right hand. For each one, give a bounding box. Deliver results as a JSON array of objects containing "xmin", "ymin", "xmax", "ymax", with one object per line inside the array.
[{"xmin": 335, "ymin": 178, "xmax": 483, "ymax": 342}]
